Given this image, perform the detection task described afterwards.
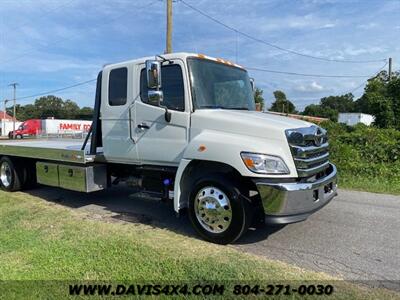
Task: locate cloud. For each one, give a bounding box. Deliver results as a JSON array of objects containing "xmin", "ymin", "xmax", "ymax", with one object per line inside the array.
[
  {"xmin": 294, "ymin": 81, "xmax": 326, "ymax": 92},
  {"xmin": 319, "ymin": 23, "xmax": 336, "ymax": 29},
  {"xmin": 0, "ymin": 0, "xmax": 398, "ymax": 110},
  {"xmin": 302, "ymin": 0, "xmax": 340, "ymax": 4},
  {"xmin": 357, "ymin": 22, "xmax": 378, "ymax": 29},
  {"xmin": 256, "ymin": 14, "xmax": 337, "ymax": 32},
  {"xmin": 342, "ymin": 46, "xmax": 386, "ymax": 56}
]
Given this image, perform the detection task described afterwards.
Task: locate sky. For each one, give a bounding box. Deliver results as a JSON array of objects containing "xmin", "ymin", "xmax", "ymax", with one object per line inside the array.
[{"xmin": 0, "ymin": 0, "xmax": 399, "ymax": 111}]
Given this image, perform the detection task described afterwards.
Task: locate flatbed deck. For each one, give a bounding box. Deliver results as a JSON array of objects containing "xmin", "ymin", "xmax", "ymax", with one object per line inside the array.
[{"xmin": 0, "ymin": 139, "xmax": 98, "ymax": 164}]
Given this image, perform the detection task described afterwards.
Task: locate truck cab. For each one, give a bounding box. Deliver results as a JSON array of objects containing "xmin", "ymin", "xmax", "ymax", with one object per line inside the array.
[
  {"xmin": 9, "ymin": 119, "xmax": 41, "ymax": 139},
  {"xmin": 96, "ymin": 52, "xmax": 337, "ymax": 243},
  {"xmin": 0, "ymin": 52, "xmax": 337, "ymax": 244}
]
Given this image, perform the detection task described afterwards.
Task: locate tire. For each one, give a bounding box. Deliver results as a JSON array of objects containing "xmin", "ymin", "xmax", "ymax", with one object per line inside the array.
[
  {"xmin": 20, "ymin": 161, "xmax": 37, "ymax": 190},
  {"xmin": 188, "ymin": 173, "xmax": 253, "ymax": 244},
  {"xmin": 16, "ymin": 134, "xmax": 23, "ymax": 139},
  {"xmin": 0, "ymin": 156, "xmax": 23, "ymax": 192}
]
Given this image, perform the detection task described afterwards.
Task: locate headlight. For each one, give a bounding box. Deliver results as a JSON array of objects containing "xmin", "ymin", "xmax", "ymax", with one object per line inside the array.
[{"xmin": 241, "ymin": 152, "xmax": 289, "ymax": 174}]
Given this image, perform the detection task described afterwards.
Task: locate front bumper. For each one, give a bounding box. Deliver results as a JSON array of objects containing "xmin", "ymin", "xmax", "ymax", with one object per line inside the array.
[{"xmin": 253, "ymin": 163, "xmax": 337, "ymax": 224}]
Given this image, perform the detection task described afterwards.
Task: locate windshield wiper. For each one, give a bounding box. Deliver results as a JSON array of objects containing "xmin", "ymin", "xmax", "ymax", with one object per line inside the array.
[
  {"xmin": 228, "ymin": 107, "xmax": 249, "ymax": 110},
  {"xmin": 200, "ymin": 105, "xmax": 249, "ymax": 110},
  {"xmin": 200, "ymin": 105, "xmax": 224, "ymax": 109}
]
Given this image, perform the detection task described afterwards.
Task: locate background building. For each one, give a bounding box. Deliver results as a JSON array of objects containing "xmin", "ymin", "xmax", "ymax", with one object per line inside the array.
[
  {"xmin": 338, "ymin": 113, "xmax": 375, "ymax": 126},
  {"xmin": 0, "ymin": 110, "xmax": 21, "ymax": 137}
]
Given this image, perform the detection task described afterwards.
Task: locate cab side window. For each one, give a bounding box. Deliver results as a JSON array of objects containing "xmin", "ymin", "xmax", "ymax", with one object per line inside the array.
[
  {"xmin": 109, "ymin": 67, "xmax": 127, "ymax": 106},
  {"xmin": 140, "ymin": 65, "xmax": 185, "ymax": 111}
]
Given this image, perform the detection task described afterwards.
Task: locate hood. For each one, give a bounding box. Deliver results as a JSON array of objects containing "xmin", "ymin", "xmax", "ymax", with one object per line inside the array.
[{"xmin": 190, "ymin": 109, "xmax": 313, "ymax": 140}]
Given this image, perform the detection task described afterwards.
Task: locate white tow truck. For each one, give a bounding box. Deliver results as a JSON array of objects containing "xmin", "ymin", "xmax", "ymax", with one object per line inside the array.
[{"xmin": 0, "ymin": 53, "xmax": 337, "ymax": 244}]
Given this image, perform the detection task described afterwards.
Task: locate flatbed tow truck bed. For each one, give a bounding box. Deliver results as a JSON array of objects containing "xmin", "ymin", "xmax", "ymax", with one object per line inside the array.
[{"xmin": 0, "ymin": 139, "xmax": 98, "ymax": 164}]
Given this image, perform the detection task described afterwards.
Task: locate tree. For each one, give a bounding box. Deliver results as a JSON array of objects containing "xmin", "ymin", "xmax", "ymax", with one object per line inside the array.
[
  {"xmin": 270, "ymin": 90, "xmax": 296, "ymax": 113},
  {"xmin": 34, "ymin": 95, "xmax": 65, "ymax": 119},
  {"xmin": 254, "ymin": 87, "xmax": 265, "ymax": 110},
  {"xmin": 386, "ymin": 76, "xmax": 400, "ymax": 129},
  {"xmin": 62, "ymin": 99, "xmax": 80, "ymax": 119},
  {"xmin": 78, "ymin": 107, "xmax": 94, "ymax": 120},
  {"xmin": 303, "ymin": 104, "xmax": 338, "ymax": 121},
  {"xmin": 302, "ymin": 93, "xmax": 355, "ymax": 122},
  {"xmin": 299, "ymin": 69, "xmax": 400, "ymax": 128},
  {"xmin": 22, "ymin": 104, "xmax": 38, "ymax": 120},
  {"xmin": 355, "ymin": 71, "xmax": 400, "ymax": 128},
  {"xmin": 7, "ymin": 95, "xmax": 92, "ymax": 121},
  {"xmin": 320, "ymin": 93, "xmax": 355, "ymax": 112},
  {"xmin": 7, "ymin": 104, "xmax": 38, "ymax": 122},
  {"xmin": 365, "ymin": 94, "xmax": 394, "ymax": 128}
]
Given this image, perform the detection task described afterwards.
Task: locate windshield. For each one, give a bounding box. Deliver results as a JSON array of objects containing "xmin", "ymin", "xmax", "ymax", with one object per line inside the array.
[{"xmin": 188, "ymin": 58, "xmax": 255, "ymax": 110}]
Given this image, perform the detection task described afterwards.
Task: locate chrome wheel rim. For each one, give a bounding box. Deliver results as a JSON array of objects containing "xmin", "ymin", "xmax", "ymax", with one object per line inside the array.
[
  {"xmin": 0, "ymin": 162, "xmax": 12, "ymax": 187},
  {"xmin": 194, "ymin": 186, "xmax": 232, "ymax": 234}
]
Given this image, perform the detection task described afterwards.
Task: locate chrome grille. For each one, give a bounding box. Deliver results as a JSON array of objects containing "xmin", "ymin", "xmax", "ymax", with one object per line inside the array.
[{"xmin": 286, "ymin": 126, "xmax": 330, "ymax": 177}]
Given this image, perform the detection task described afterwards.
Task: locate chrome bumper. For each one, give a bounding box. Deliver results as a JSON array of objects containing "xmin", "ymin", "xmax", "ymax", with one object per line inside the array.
[{"xmin": 254, "ymin": 163, "xmax": 337, "ymax": 224}]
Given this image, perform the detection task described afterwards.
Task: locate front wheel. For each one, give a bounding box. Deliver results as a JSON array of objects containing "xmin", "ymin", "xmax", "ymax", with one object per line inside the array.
[{"xmin": 188, "ymin": 173, "xmax": 253, "ymax": 244}]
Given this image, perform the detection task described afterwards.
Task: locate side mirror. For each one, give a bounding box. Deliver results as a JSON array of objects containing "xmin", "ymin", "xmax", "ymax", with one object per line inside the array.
[
  {"xmin": 148, "ymin": 90, "xmax": 171, "ymax": 122},
  {"xmin": 148, "ymin": 90, "xmax": 164, "ymax": 106},
  {"xmin": 249, "ymin": 78, "xmax": 255, "ymax": 92},
  {"xmin": 146, "ymin": 60, "xmax": 162, "ymax": 89},
  {"xmin": 145, "ymin": 58, "xmax": 171, "ymax": 123}
]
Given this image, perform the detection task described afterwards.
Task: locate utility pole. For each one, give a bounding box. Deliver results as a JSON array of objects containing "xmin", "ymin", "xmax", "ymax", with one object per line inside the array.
[
  {"xmin": 388, "ymin": 57, "xmax": 392, "ymax": 81},
  {"xmin": 2, "ymin": 100, "xmax": 9, "ymax": 137},
  {"xmin": 8, "ymin": 83, "xmax": 18, "ymax": 139},
  {"xmin": 3, "ymin": 100, "xmax": 6, "ymax": 122},
  {"xmin": 166, "ymin": 0, "xmax": 173, "ymax": 54}
]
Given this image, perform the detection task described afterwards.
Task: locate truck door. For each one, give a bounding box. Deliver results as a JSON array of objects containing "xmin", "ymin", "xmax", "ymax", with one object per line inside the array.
[
  {"xmin": 131, "ymin": 60, "xmax": 190, "ymax": 166},
  {"xmin": 101, "ymin": 64, "xmax": 139, "ymax": 163}
]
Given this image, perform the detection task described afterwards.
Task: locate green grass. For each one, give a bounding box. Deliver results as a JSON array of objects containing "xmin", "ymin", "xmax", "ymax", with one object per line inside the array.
[
  {"xmin": 338, "ymin": 173, "xmax": 400, "ymax": 195},
  {"xmin": 0, "ymin": 191, "xmax": 398, "ymax": 299}
]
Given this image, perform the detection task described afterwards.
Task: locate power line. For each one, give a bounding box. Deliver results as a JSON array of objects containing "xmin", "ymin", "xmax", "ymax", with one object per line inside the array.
[
  {"xmin": 0, "ymin": 1, "xmax": 160, "ymax": 65},
  {"xmin": 15, "ymin": 79, "xmax": 96, "ymax": 102},
  {"xmin": 246, "ymin": 67, "xmax": 371, "ymax": 78},
  {"xmin": 345, "ymin": 61, "xmax": 388, "ymax": 95},
  {"xmin": 9, "ymin": 60, "xmax": 389, "ymax": 104},
  {"xmin": 180, "ymin": 0, "xmax": 387, "ymax": 64},
  {"xmin": 296, "ymin": 61, "xmax": 389, "ymax": 106},
  {"xmin": 254, "ymin": 61, "xmax": 389, "ymax": 107},
  {"xmin": 11, "ymin": 62, "xmax": 388, "ymax": 105}
]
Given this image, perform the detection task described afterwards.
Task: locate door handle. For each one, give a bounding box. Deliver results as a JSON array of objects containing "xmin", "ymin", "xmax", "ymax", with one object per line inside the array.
[{"xmin": 137, "ymin": 122, "xmax": 150, "ymax": 130}]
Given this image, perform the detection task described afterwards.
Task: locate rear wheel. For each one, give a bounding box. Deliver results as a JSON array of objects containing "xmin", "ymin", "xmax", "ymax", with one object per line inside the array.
[
  {"xmin": 188, "ymin": 173, "xmax": 253, "ymax": 244},
  {"xmin": 0, "ymin": 157, "xmax": 23, "ymax": 191},
  {"xmin": 21, "ymin": 161, "xmax": 37, "ymax": 189}
]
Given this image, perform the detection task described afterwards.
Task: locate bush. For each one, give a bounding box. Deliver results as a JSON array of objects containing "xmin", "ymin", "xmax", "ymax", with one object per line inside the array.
[{"xmin": 320, "ymin": 121, "xmax": 400, "ymax": 193}]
